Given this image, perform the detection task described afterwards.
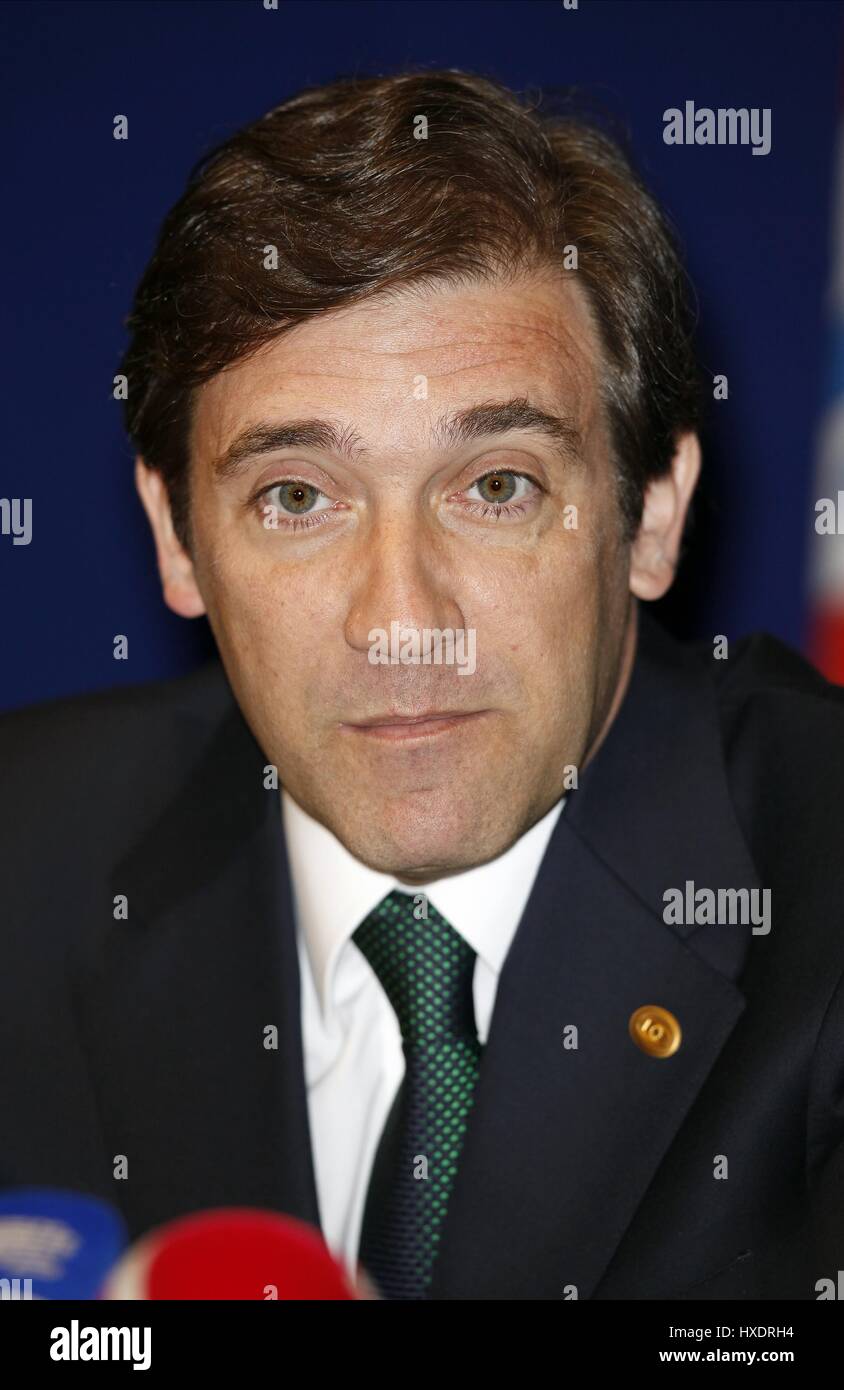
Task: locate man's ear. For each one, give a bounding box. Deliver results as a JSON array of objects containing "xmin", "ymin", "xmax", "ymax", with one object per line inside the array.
[
  {"xmin": 134, "ymin": 458, "xmax": 206, "ymax": 618},
  {"xmin": 629, "ymin": 431, "xmax": 701, "ymax": 601}
]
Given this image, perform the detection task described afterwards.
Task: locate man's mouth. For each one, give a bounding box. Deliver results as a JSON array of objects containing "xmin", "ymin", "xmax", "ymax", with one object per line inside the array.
[{"xmin": 339, "ymin": 709, "xmax": 490, "ymax": 742}]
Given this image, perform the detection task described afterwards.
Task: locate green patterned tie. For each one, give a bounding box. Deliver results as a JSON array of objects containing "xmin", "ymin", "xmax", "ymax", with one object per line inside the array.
[{"xmin": 352, "ymin": 889, "xmax": 483, "ymax": 1300}]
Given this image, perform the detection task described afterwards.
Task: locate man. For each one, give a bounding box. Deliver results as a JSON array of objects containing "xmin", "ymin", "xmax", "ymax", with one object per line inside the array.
[{"xmin": 1, "ymin": 69, "xmax": 843, "ymax": 1301}]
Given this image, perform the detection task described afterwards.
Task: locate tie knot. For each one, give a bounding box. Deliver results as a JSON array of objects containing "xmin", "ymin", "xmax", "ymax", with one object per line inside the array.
[{"xmin": 353, "ymin": 889, "xmax": 478, "ymax": 1050}]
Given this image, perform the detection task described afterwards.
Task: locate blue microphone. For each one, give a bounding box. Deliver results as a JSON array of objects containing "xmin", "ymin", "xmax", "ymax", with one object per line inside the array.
[{"xmin": 0, "ymin": 1189, "xmax": 128, "ymax": 1299}]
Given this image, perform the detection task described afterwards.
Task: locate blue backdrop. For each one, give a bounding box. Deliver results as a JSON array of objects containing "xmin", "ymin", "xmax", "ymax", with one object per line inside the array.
[{"xmin": 1, "ymin": 0, "xmax": 841, "ymax": 710}]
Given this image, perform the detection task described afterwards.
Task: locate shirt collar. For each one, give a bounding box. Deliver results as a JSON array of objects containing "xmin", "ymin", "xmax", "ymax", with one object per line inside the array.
[{"xmin": 281, "ymin": 788, "xmax": 566, "ymax": 1018}]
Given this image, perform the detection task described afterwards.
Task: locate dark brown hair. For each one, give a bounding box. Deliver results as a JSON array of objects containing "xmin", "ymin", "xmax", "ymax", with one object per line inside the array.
[{"xmin": 120, "ymin": 68, "xmax": 704, "ymax": 550}]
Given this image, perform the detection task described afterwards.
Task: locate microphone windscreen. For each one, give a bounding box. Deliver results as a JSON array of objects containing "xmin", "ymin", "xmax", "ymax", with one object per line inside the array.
[
  {"xmin": 102, "ymin": 1208, "xmax": 357, "ymax": 1299},
  {"xmin": 0, "ymin": 1188, "xmax": 127, "ymax": 1299}
]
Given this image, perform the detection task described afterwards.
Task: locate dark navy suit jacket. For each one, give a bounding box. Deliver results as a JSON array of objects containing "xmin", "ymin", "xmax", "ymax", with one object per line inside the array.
[{"xmin": 2, "ymin": 609, "xmax": 844, "ymax": 1299}]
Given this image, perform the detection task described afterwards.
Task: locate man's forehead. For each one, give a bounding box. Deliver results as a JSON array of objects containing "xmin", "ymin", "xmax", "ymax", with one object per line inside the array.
[{"xmin": 192, "ymin": 272, "xmax": 601, "ymax": 455}]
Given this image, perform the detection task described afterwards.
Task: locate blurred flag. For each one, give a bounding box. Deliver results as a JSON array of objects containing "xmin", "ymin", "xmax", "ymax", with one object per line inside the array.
[{"xmin": 810, "ymin": 103, "xmax": 844, "ymax": 684}]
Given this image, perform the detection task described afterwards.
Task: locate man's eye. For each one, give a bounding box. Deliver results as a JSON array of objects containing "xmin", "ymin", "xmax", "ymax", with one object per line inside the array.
[
  {"xmin": 264, "ymin": 481, "xmax": 332, "ymax": 515},
  {"xmin": 465, "ymin": 471, "xmax": 537, "ymax": 507}
]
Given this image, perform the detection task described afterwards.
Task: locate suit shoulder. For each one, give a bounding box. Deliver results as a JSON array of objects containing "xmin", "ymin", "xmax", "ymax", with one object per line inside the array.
[
  {"xmin": 693, "ymin": 628, "xmax": 844, "ymax": 730},
  {"xmin": 687, "ymin": 629, "xmax": 844, "ymax": 882},
  {"xmin": 0, "ymin": 660, "xmax": 233, "ymax": 809}
]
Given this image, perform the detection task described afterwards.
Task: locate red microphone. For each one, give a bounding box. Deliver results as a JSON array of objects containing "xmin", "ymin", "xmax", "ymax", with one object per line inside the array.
[{"xmin": 101, "ymin": 1208, "xmax": 375, "ymax": 1300}]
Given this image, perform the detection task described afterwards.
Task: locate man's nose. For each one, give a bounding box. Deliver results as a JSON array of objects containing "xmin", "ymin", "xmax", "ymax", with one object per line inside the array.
[{"xmin": 343, "ymin": 509, "xmax": 466, "ymax": 657}]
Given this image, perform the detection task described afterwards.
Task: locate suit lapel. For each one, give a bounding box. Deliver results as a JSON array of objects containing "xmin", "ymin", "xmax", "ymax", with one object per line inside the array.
[
  {"xmin": 428, "ymin": 609, "xmax": 761, "ymax": 1299},
  {"xmin": 91, "ymin": 700, "xmax": 321, "ymax": 1241}
]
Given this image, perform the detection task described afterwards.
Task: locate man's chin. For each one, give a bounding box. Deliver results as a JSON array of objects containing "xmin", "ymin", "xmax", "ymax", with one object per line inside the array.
[
  {"xmin": 350, "ymin": 846, "xmax": 483, "ymax": 884},
  {"xmin": 326, "ymin": 816, "xmax": 516, "ymax": 884}
]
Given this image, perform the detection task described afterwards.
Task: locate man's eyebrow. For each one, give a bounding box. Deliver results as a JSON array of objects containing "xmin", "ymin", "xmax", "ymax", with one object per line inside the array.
[
  {"xmin": 212, "ymin": 419, "xmax": 367, "ymax": 481},
  {"xmin": 211, "ymin": 397, "xmax": 583, "ymax": 482},
  {"xmin": 434, "ymin": 397, "xmax": 584, "ymax": 463}
]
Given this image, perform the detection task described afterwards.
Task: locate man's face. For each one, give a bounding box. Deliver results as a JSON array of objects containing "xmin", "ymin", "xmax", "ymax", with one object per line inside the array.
[{"xmin": 174, "ymin": 272, "xmax": 635, "ymax": 880}]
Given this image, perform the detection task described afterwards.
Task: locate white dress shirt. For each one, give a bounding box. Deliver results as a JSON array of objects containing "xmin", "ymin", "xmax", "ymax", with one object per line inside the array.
[{"xmin": 280, "ymin": 788, "xmax": 566, "ymax": 1275}]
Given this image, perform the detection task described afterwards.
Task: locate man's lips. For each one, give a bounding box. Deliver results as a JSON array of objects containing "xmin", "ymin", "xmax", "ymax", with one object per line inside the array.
[{"xmin": 339, "ymin": 709, "xmax": 490, "ymax": 742}]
